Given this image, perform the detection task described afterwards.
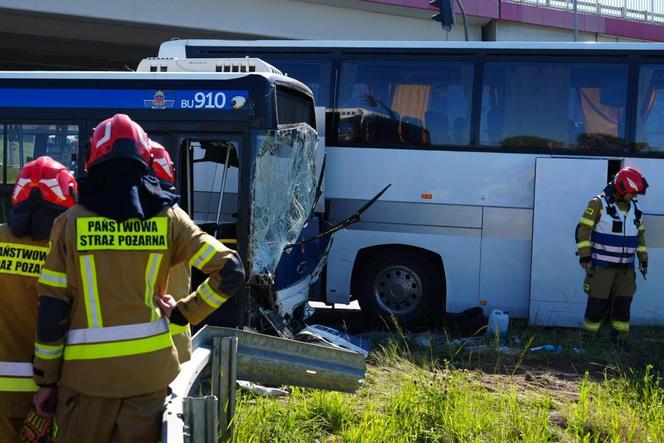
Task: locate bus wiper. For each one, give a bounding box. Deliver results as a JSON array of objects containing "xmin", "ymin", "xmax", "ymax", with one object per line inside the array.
[
  {"xmin": 306, "ymin": 153, "xmax": 326, "ymax": 221},
  {"xmin": 284, "ymin": 183, "xmax": 391, "ymax": 250}
]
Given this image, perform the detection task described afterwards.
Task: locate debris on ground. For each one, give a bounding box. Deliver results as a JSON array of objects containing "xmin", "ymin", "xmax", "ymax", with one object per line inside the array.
[
  {"xmin": 236, "ymin": 380, "xmax": 289, "ymax": 397},
  {"xmin": 296, "ymin": 324, "xmax": 371, "ymax": 357}
]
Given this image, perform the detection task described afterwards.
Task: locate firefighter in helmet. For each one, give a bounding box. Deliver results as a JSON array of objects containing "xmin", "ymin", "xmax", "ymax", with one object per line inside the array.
[
  {"xmin": 150, "ymin": 139, "xmax": 193, "ymax": 363},
  {"xmin": 32, "ymin": 114, "xmax": 245, "ymax": 442},
  {"xmin": 576, "ymin": 166, "xmax": 648, "ymax": 345},
  {"xmin": 0, "ymin": 157, "xmax": 77, "ymax": 442}
]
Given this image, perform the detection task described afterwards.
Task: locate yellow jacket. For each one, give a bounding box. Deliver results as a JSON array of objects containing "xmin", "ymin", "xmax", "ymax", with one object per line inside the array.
[
  {"xmin": 0, "ymin": 224, "xmax": 48, "ymax": 417},
  {"xmin": 34, "ymin": 204, "xmax": 244, "ymax": 397}
]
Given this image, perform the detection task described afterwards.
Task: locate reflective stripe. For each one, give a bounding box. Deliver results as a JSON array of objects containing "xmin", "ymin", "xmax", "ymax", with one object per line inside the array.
[
  {"xmin": 636, "ymin": 246, "xmax": 647, "ymax": 253},
  {"xmin": 197, "ymin": 280, "xmax": 229, "ymax": 309},
  {"xmin": 169, "ymin": 323, "xmax": 190, "ymax": 335},
  {"xmin": 80, "ymin": 255, "xmax": 103, "ymax": 328},
  {"xmin": 39, "ymin": 268, "xmax": 67, "ymax": 288},
  {"xmin": 593, "ymin": 244, "xmax": 636, "ymax": 254},
  {"xmin": 0, "ymin": 377, "xmax": 39, "ymax": 392},
  {"xmin": 64, "ymin": 332, "xmax": 173, "ymax": 360},
  {"xmin": 189, "ymin": 241, "xmax": 224, "ymax": 270},
  {"xmin": 144, "ymin": 253, "xmax": 163, "ymax": 321},
  {"xmin": 639, "ymin": 225, "xmax": 645, "ymax": 232},
  {"xmin": 67, "ymin": 319, "xmax": 169, "ymax": 345},
  {"xmin": 579, "ymin": 217, "xmax": 595, "ymax": 227},
  {"xmin": 0, "ymin": 362, "xmax": 33, "ymax": 377},
  {"xmin": 577, "ymin": 241, "xmax": 592, "ymax": 249},
  {"xmin": 611, "ymin": 321, "xmax": 630, "ymax": 332},
  {"xmin": 35, "ymin": 342, "xmax": 64, "ymax": 360},
  {"xmin": 591, "ymin": 252, "xmax": 635, "ymax": 264},
  {"xmin": 583, "ymin": 320, "xmax": 601, "ymax": 332}
]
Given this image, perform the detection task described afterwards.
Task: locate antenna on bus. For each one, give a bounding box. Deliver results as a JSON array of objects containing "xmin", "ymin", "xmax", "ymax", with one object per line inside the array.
[{"xmin": 430, "ymin": 0, "xmax": 469, "ymax": 41}]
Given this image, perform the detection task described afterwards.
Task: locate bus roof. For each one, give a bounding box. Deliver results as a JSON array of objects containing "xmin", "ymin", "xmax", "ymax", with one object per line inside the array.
[{"xmin": 159, "ymin": 39, "xmax": 664, "ymax": 58}]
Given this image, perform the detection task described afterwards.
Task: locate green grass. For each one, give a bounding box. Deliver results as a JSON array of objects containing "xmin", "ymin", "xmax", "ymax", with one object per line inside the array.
[{"xmin": 232, "ymin": 325, "xmax": 664, "ymax": 442}]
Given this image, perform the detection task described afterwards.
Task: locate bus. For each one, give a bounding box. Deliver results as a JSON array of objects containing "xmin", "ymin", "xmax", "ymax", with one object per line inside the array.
[
  {"xmin": 151, "ymin": 40, "xmax": 664, "ymax": 328},
  {"xmin": 0, "ymin": 61, "xmax": 323, "ymax": 329}
]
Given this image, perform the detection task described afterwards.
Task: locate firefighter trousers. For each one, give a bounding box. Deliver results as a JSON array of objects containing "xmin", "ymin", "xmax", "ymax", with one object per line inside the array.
[
  {"xmin": 0, "ymin": 417, "xmax": 23, "ymax": 443},
  {"xmin": 53, "ymin": 386, "xmax": 167, "ymax": 443},
  {"xmin": 583, "ymin": 266, "xmax": 635, "ymax": 336}
]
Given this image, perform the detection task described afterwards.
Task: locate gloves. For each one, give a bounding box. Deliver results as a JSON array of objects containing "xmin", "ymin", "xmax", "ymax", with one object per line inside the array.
[
  {"xmin": 21, "ymin": 407, "xmax": 54, "ymax": 442},
  {"xmin": 640, "ymin": 262, "xmax": 648, "ymax": 279},
  {"xmin": 579, "ymin": 256, "xmax": 591, "ymax": 270}
]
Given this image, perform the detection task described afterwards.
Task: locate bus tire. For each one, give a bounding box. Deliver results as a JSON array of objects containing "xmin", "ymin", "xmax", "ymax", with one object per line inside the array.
[{"xmin": 354, "ymin": 248, "xmax": 443, "ymax": 330}]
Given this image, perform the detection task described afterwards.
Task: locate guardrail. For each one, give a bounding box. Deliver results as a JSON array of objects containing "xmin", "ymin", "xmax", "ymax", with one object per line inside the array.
[
  {"xmin": 505, "ymin": 0, "xmax": 664, "ymax": 24},
  {"xmin": 162, "ymin": 325, "xmax": 367, "ymax": 442}
]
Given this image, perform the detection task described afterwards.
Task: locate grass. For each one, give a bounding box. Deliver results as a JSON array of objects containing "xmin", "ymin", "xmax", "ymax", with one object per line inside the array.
[{"xmin": 232, "ymin": 324, "xmax": 664, "ymax": 442}]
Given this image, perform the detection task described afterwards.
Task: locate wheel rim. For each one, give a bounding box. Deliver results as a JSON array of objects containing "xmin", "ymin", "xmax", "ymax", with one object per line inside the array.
[{"xmin": 372, "ymin": 265, "xmax": 423, "ymax": 316}]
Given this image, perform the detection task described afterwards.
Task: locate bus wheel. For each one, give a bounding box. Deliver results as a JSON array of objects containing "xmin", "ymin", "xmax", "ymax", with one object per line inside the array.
[{"xmin": 354, "ymin": 248, "xmax": 443, "ymax": 329}]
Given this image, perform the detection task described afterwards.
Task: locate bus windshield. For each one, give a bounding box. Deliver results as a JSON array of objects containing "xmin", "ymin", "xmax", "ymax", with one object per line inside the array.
[{"xmin": 250, "ymin": 125, "xmax": 318, "ymax": 276}]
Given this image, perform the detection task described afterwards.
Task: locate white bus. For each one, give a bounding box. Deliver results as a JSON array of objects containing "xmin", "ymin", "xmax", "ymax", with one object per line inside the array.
[{"xmin": 152, "ymin": 40, "xmax": 664, "ymax": 328}]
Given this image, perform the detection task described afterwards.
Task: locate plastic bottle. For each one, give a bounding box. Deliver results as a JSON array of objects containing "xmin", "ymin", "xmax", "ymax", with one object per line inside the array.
[{"xmin": 486, "ymin": 309, "xmax": 509, "ymax": 339}]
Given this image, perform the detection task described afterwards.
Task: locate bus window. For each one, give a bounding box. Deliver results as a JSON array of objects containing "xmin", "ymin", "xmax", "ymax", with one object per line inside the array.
[
  {"xmin": 5, "ymin": 124, "xmax": 78, "ymax": 182},
  {"xmin": 0, "ymin": 125, "xmax": 4, "ymax": 184},
  {"xmin": 276, "ymin": 86, "xmax": 315, "ymax": 127},
  {"xmin": 635, "ymin": 65, "xmax": 664, "ymax": 153},
  {"xmin": 263, "ymin": 59, "xmax": 332, "ymax": 107},
  {"xmin": 480, "ymin": 63, "xmax": 628, "ymax": 152},
  {"xmin": 334, "ymin": 59, "xmax": 474, "ymax": 147}
]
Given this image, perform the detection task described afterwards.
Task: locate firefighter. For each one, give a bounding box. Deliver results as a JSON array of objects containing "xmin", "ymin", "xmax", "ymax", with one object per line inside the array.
[
  {"xmin": 32, "ymin": 114, "xmax": 246, "ymax": 442},
  {"xmin": 576, "ymin": 166, "xmax": 648, "ymax": 345},
  {"xmin": 0, "ymin": 157, "xmax": 77, "ymax": 442},
  {"xmin": 150, "ymin": 139, "xmax": 192, "ymax": 363}
]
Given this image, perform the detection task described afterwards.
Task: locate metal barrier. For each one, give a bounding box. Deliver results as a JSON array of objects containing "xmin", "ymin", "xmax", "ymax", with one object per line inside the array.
[
  {"xmin": 505, "ymin": 0, "xmax": 664, "ymax": 24},
  {"xmin": 162, "ymin": 325, "xmax": 367, "ymax": 442}
]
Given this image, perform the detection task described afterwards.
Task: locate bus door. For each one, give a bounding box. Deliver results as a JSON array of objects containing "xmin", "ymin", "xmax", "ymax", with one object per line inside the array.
[
  {"xmin": 529, "ymin": 157, "xmax": 608, "ymax": 327},
  {"xmin": 177, "ymin": 132, "xmax": 249, "ymax": 327}
]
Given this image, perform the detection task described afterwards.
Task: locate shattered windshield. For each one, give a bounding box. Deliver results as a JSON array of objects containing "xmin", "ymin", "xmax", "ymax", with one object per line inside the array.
[{"xmin": 249, "ymin": 124, "xmax": 318, "ymax": 276}]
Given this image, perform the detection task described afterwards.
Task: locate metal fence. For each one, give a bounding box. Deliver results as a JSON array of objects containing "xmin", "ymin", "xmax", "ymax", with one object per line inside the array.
[
  {"xmin": 163, "ymin": 326, "xmax": 367, "ymax": 442},
  {"xmin": 505, "ymin": 0, "xmax": 664, "ymax": 24}
]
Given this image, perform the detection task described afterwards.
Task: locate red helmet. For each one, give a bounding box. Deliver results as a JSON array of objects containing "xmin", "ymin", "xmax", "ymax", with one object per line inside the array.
[
  {"xmin": 614, "ymin": 167, "xmax": 648, "ymax": 196},
  {"xmin": 150, "ymin": 140, "xmax": 175, "ymax": 185},
  {"xmin": 11, "ymin": 156, "xmax": 77, "ymax": 208},
  {"xmin": 87, "ymin": 114, "xmax": 151, "ymax": 171}
]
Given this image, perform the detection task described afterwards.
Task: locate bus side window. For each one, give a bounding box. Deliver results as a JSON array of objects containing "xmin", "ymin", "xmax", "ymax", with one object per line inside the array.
[
  {"xmin": 480, "ymin": 62, "xmax": 628, "ymax": 152},
  {"xmin": 635, "ymin": 65, "xmax": 664, "ymax": 153},
  {"xmin": 6, "ymin": 124, "xmax": 79, "ymax": 182},
  {"xmin": 335, "ymin": 59, "xmax": 473, "ymax": 148}
]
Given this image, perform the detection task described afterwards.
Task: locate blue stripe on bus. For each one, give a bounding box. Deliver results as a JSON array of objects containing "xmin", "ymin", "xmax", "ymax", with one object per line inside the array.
[{"xmin": 0, "ymin": 89, "xmax": 248, "ymax": 110}]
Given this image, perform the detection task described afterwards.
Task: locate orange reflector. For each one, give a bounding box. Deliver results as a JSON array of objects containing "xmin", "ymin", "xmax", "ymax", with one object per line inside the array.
[
  {"xmin": 479, "ymin": 300, "xmax": 487, "ymax": 306},
  {"xmin": 421, "ymin": 193, "xmax": 432, "ymax": 200}
]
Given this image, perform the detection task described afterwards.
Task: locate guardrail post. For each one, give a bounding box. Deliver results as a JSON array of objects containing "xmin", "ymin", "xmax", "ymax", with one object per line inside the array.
[
  {"xmin": 212, "ymin": 336, "xmax": 238, "ymax": 441},
  {"xmin": 183, "ymin": 395, "xmax": 218, "ymax": 443}
]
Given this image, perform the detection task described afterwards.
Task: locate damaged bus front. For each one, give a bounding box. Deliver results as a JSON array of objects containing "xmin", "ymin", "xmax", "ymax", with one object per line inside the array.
[{"xmin": 0, "ymin": 61, "xmax": 322, "ymax": 330}]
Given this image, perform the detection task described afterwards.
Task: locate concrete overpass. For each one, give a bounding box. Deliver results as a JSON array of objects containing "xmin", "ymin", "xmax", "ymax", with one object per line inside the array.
[{"xmin": 0, "ymin": 0, "xmax": 661, "ymax": 70}]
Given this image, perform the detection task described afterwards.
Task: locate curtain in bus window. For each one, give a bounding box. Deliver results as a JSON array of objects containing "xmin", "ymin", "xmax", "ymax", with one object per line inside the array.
[
  {"xmin": 335, "ymin": 60, "xmax": 473, "ymax": 147},
  {"xmin": 392, "ymin": 84, "xmax": 430, "ymax": 144},
  {"xmin": 579, "ymin": 88, "xmax": 621, "ymax": 137},
  {"xmin": 6, "ymin": 124, "xmax": 78, "ymax": 182},
  {"xmin": 635, "ymin": 66, "xmax": 664, "ymax": 152},
  {"xmin": 481, "ymin": 63, "xmax": 627, "ymax": 151}
]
